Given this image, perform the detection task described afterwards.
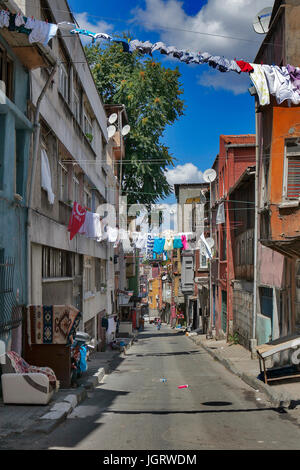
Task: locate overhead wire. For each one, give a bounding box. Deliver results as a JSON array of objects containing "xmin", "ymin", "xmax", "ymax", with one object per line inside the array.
[{"xmin": 17, "ymin": 0, "xmax": 282, "ymax": 50}]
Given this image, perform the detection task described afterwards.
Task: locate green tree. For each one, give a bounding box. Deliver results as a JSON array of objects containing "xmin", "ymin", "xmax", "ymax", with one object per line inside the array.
[{"xmin": 85, "ymin": 38, "xmax": 185, "ymax": 206}]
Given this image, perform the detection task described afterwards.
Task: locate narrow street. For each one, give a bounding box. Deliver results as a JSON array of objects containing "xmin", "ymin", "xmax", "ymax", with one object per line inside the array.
[{"xmin": 7, "ymin": 323, "xmax": 300, "ymax": 451}]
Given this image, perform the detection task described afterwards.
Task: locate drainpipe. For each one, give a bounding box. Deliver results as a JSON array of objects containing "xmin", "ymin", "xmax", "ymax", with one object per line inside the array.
[
  {"xmin": 251, "ymin": 99, "xmax": 259, "ymax": 358},
  {"xmin": 27, "ymin": 63, "xmax": 58, "ymax": 305}
]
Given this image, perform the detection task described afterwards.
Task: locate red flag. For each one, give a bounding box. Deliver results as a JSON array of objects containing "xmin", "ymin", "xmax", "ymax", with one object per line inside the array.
[{"xmin": 68, "ymin": 202, "xmax": 86, "ymax": 240}]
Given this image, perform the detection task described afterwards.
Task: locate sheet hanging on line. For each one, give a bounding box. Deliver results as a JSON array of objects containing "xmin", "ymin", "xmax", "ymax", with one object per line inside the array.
[{"xmin": 41, "ymin": 149, "xmax": 55, "ymax": 204}]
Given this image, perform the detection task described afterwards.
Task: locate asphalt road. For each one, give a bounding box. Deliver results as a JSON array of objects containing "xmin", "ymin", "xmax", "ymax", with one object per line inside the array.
[{"xmin": 6, "ymin": 323, "xmax": 300, "ymax": 450}]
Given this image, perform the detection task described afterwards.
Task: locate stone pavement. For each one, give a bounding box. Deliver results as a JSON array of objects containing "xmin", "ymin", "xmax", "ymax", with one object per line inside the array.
[
  {"xmin": 187, "ymin": 333, "xmax": 300, "ymax": 409},
  {"xmin": 0, "ymin": 334, "xmax": 136, "ymax": 440}
]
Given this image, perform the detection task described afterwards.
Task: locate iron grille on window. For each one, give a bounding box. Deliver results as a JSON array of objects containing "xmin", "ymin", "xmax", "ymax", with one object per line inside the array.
[{"xmin": 0, "ymin": 257, "xmax": 23, "ymax": 334}]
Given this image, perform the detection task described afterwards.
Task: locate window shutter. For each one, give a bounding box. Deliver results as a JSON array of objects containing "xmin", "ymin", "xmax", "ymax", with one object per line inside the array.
[{"xmin": 287, "ymin": 156, "xmax": 300, "ymax": 199}]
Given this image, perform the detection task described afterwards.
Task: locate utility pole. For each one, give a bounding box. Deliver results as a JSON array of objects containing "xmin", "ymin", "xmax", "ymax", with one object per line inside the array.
[{"xmin": 209, "ymin": 181, "xmax": 213, "ymax": 334}]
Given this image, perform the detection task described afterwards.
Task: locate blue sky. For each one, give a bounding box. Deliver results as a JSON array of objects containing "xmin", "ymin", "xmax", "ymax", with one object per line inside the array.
[{"xmin": 67, "ymin": 0, "xmax": 273, "ymax": 203}]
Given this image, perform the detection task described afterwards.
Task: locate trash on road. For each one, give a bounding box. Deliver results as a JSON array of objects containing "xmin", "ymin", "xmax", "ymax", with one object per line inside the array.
[
  {"xmin": 160, "ymin": 378, "xmax": 167, "ymax": 383},
  {"xmin": 178, "ymin": 384, "xmax": 189, "ymax": 389}
]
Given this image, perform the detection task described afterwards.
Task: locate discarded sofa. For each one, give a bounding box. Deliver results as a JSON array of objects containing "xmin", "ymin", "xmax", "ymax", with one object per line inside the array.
[{"xmin": 0, "ymin": 351, "xmax": 59, "ymax": 405}]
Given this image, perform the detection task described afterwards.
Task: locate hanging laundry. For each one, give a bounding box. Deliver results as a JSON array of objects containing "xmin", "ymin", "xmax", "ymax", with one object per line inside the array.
[
  {"xmin": 15, "ymin": 12, "xmax": 25, "ymax": 28},
  {"xmin": 68, "ymin": 202, "xmax": 87, "ymax": 241},
  {"xmin": 71, "ymin": 28, "xmax": 111, "ymax": 44},
  {"xmin": 249, "ymin": 64, "xmax": 270, "ymax": 106},
  {"xmin": 286, "ymin": 65, "xmax": 300, "ymax": 93},
  {"xmin": 119, "ymin": 229, "xmax": 133, "ymax": 253},
  {"xmin": 151, "ymin": 42, "xmax": 168, "ymax": 54},
  {"xmin": 164, "ymin": 237, "xmax": 173, "ymax": 251},
  {"xmin": 23, "ymin": 16, "xmax": 58, "ymax": 45},
  {"xmin": 173, "ymin": 237, "xmax": 183, "ymax": 249},
  {"xmin": 93, "ymin": 32, "xmax": 112, "ymax": 41},
  {"xmin": 135, "ymin": 233, "xmax": 148, "ymax": 250},
  {"xmin": 200, "ymin": 233, "xmax": 212, "ymax": 259},
  {"xmin": 262, "ymin": 65, "xmax": 300, "ymax": 105},
  {"xmin": 147, "ymin": 234, "xmax": 154, "ymax": 258},
  {"xmin": 153, "ymin": 238, "xmax": 166, "ymax": 256},
  {"xmin": 208, "ymin": 56, "xmax": 222, "ymax": 69},
  {"xmin": 199, "ymin": 52, "xmax": 212, "ymax": 63},
  {"xmin": 107, "ymin": 226, "xmax": 119, "ymax": 243},
  {"xmin": 235, "ymin": 60, "xmax": 254, "ymax": 73},
  {"xmin": 24, "ymin": 16, "xmax": 36, "ymax": 30},
  {"xmin": 216, "ymin": 202, "xmax": 225, "ymax": 225},
  {"xmin": 181, "ymin": 235, "xmax": 189, "ymax": 250},
  {"xmin": 172, "ymin": 49, "xmax": 186, "ymax": 59},
  {"xmin": 229, "ymin": 60, "xmax": 241, "ymax": 74},
  {"xmin": 217, "ymin": 57, "xmax": 231, "ymax": 73},
  {"xmin": 41, "ymin": 149, "xmax": 55, "ymax": 205},
  {"xmin": 78, "ymin": 211, "xmax": 102, "ymax": 241},
  {"xmin": 165, "ymin": 46, "xmax": 178, "ymax": 56},
  {"xmin": 113, "ymin": 40, "xmax": 130, "ymax": 52},
  {"xmin": 129, "ymin": 39, "xmax": 142, "ymax": 53},
  {"xmin": 0, "ymin": 10, "xmax": 10, "ymax": 28}
]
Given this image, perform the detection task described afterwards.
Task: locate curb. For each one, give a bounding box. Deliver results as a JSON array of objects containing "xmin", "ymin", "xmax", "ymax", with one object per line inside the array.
[
  {"xmin": 188, "ymin": 335, "xmax": 292, "ymax": 408},
  {"xmin": 33, "ymin": 337, "xmax": 138, "ymax": 434}
]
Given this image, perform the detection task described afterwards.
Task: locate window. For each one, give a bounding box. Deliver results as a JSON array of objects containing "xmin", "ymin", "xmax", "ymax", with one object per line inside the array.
[
  {"xmin": 259, "ymin": 287, "xmax": 273, "ymax": 327},
  {"xmin": 0, "ymin": 45, "xmax": 14, "ymax": 101},
  {"xmin": 284, "ymin": 140, "xmax": 300, "ymax": 200},
  {"xmin": 100, "ymin": 260, "xmax": 106, "ymax": 284},
  {"xmin": 84, "ymin": 112, "xmax": 93, "ymax": 139},
  {"xmin": 73, "ymin": 89, "xmax": 81, "ymax": 122},
  {"xmin": 73, "ymin": 175, "xmax": 79, "ymax": 202},
  {"xmin": 84, "ymin": 257, "xmax": 93, "ymax": 293},
  {"xmin": 200, "ymin": 253, "xmax": 208, "ymax": 269},
  {"xmin": 84, "ymin": 187, "xmax": 92, "ymax": 210},
  {"xmin": 59, "ymin": 63, "xmax": 68, "ymax": 101},
  {"xmin": 59, "ymin": 162, "xmax": 68, "ymax": 202},
  {"xmin": 42, "ymin": 247, "xmax": 73, "ymax": 278}
]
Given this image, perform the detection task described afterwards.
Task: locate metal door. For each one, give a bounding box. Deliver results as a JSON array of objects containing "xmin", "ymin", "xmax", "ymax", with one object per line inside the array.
[{"xmin": 221, "ymin": 290, "xmax": 227, "ymax": 333}]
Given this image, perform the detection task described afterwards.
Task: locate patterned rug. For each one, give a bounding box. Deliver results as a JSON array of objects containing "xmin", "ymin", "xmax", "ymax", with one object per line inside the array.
[{"xmin": 27, "ymin": 305, "xmax": 81, "ymax": 345}]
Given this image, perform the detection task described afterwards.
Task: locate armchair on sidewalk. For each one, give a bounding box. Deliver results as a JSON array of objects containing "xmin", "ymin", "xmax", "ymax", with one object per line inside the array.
[{"xmin": 0, "ymin": 351, "xmax": 59, "ymax": 405}]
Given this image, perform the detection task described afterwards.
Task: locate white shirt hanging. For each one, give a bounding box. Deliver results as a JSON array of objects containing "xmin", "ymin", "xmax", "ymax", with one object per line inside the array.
[
  {"xmin": 216, "ymin": 202, "xmax": 225, "ymax": 224},
  {"xmin": 79, "ymin": 212, "xmax": 102, "ymax": 241},
  {"xmin": 41, "ymin": 148, "xmax": 55, "ymax": 205}
]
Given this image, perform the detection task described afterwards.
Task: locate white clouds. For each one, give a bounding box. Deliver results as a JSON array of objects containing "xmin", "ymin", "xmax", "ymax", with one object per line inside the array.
[
  {"xmin": 132, "ymin": 0, "xmax": 274, "ymax": 61},
  {"xmin": 131, "ymin": 0, "xmax": 274, "ymax": 94},
  {"xmin": 198, "ymin": 68, "xmax": 251, "ymax": 95},
  {"xmin": 74, "ymin": 12, "xmax": 114, "ymax": 45},
  {"xmin": 165, "ymin": 163, "xmax": 205, "ymax": 186}
]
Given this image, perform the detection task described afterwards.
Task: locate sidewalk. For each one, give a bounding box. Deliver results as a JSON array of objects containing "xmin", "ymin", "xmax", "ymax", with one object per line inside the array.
[
  {"xmin": 187, "ymin": 333, "xmax": 300, "ymax": 409},
  {"xmin": 0, "ymin": 334, "xmax": 137, "ymax": 440}
]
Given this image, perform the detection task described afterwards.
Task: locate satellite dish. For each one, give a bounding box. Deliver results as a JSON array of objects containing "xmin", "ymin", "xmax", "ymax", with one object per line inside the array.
[
  {"xmin": 108, "ymin": 113, "xmax": 118, "ymax": 124},
  {"xmin": 107, "ymin": 125, "xmax": 116, "ymax": 139},
  {"xmin": 203, "ymin": 169, "xmax": 217, "ymax": 183},
  {"xmin": 253, "ymin": 7, "xmax": 272, "ymax": 34},
  {"xmin": 121, "ymin": 124, "xmax": 131, "ymax": 136}
]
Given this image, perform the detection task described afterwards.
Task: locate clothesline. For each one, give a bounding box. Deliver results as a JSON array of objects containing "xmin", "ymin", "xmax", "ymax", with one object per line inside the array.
[{"xmin": 1, "ymin": 9, "xmax": 299, "ymax": 107}]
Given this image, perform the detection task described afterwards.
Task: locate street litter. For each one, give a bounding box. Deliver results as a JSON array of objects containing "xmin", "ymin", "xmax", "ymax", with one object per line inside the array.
[
  {"xmin": 178, "ymin": 385, "xmax": 189, "ymax": 389},
  {"xmin": 160, "ymin": 378, "xmax": 167, "ymax": 383}
]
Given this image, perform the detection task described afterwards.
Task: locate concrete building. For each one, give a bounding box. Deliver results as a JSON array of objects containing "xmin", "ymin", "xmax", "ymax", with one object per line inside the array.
[
  {"xmin": 254, "ymin": 0, "xmax": 300, "ymax": 347},
  {"xmin": 174, "ymin": 183, "xmax": 210, "ymax": 332},
  {"xmin": 5, "ymin": 0, "xmax": 123, "ymax": 350},
  {"xmin": 210, "ymin": 135, "xmax": 256, "ymax": 340},
  {"xmin": 0, "ymin": 1, "xmax": 38, "ymax": 352}
]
